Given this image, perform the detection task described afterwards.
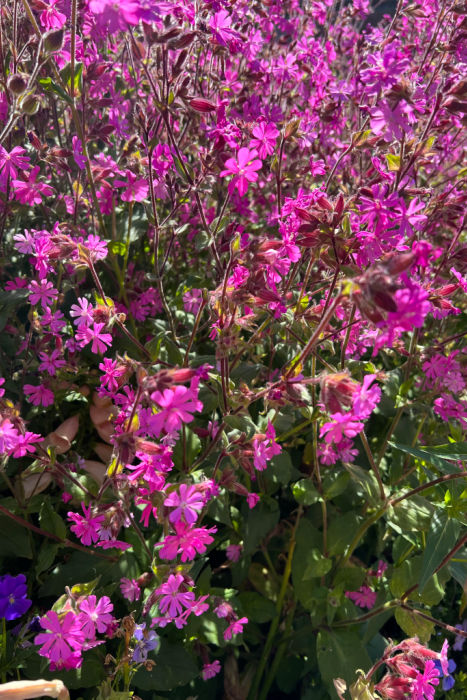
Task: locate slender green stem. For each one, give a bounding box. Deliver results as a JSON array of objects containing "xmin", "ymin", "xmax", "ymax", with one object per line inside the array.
[{"xmin": 248, "ymin": 506, "xmax": 303, "ymax": 700}]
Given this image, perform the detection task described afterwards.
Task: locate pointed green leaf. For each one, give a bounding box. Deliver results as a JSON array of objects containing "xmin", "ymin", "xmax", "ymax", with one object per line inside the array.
[{"xmin": 419, "ymin": 512, "xmax": 460, "ymax": 593}]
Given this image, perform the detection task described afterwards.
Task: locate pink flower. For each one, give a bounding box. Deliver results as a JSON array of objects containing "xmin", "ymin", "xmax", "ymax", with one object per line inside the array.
[
  {"xmin": 72, "ymin": 136, "xmax": 86, "ymax": 170},
  {"xmin": 76, "ymin": 322, "xmax": 112, "ymax": 354},
  {"xmin": 220, "ymin": 148, "xmax": 262, "ymax": 197},
  {"xmin": 411, "ymin": 660, "xmax": 440, "ymax": 700},
  {"xmin": 352, "ymin": 375, "xmax": 381, "ymax": 419},
  {"xmin": 35, "ymin": 611, "xmax": 84, "ymax": 670},
  {"xmin": 150, "ymin": 380, "xmax": 203, "ymax": 436},
  {"xmin": 24, "ymin": 384, "xmax": 54, "ymax": 407},
  {"xmin": 202, "ymin": 660, "xmax": 221, "ymax": 680},
  {"xmin": 157, "ymin": 574, "xmax": 195, "ymax": 618},
  {"xmin": 0, "ymin": 378, "xmax": 4, "ymax": 398},
  {"xmin": 78, "ymin": 595, "xmax": 114, "ymax": 638},
  {"xmin": 38, "ymin": 350, "xmax": 66, "ymax": 376},
  {"xmin": 67, "ymin": 502, "xmax": 105, "ymax": 546},
  {"xmin": 183, "ymin": 288, "xmax": 203, "ymax": 314},
  {"xmin": 320, "ymin": 412, "xmax": 364, "ymax": 445},
  {"xmin": 164, "ymin": 483, "xmax": 205, "ymax": 525},
  {"xmin": 70, "ymin": 297, "xmax": 94, "ymax": 329},
  {"xmin": 0, "ymin": 145, "xmax": 30, "ymax": 180},
  {"xmin": 0, "ymin": 419, "xmax": 19, "ymax": 454},
  {"xmin": 246, "ymin": 493, "xmax": 259, "ymax": 509},
  {"xmin": 345, "ymin": 586, "xmax": 377, "ymax": 609},
  {"xmin": 226, "ymin": 544, "xmax": 242, "ymax": 562},
  {"xmin": 224, "ymin": 616, "xmax": 248, "ymax": 641},
  {"xmin": 99, "ymin": 358, "xmax": 126, "ymax": 392},
  {"xmin": 28, "ymin": 280, "xmax": 58, "ymax": 309},
  {"xmin": 120, "ymin": 578, "xmax": 141, "ymax": 602},
  {"xmin": 12, "ymin": 166, "xmax": 54, "ymax": 205},
  {"xmin": 159, "ymin": 523, "xmax": 217, "ymax": 562},
  {"xmin": 11, "ymin": 431, "xmax": 43, "ymax": 458},
  {"xmin": 249, "ymin": 122, "xmax": 279, "ymax": 158},
  {"xmin": 252, "ymin": 421, "xmax": 281, "ymax": 470},
  {"xmin": 114, "ymin": 170, "xmax": 148, "ymax": 202},
  {"xmin": 88, "ymin": 0, "xmax": 140, "ymax": 33},
  {"xmin": 39, "ymin": 0, "xmax": 66, "ymax": 30}
]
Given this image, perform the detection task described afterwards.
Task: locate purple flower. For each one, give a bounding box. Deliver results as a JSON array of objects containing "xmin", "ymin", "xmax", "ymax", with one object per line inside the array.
[
  {"xmin": 0, "ymin": 574, "xmax": 32, "ymax": 621},
  {"xmin": 132, "ymin": 623, "xmax": 160, "ymax": 662}
]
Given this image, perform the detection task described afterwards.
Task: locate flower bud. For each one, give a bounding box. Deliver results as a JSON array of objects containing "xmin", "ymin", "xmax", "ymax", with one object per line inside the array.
[
  {"xmin": 19, "ymin": 94, "xmax": 40, "ymax": 115},
  {"xmin": 8, "ymin": 73, "xmax": 28, "ymax": 95},
  {"xmin": 189, "ymin": 98, "xmax": 217, "ymax": 113},
  {"xmin": 44, "ymin": 28, "xmax": 64, "ymax": 53}
]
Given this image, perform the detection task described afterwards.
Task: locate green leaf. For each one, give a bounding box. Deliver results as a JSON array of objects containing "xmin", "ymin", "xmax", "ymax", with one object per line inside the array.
[
  {"xmin": 243, "ymin": 496, "xmax": 279, "ymax": 555},
  {"xmin": 303, "ymin": 548, "xmax": 332, "ymax": 579},
  {"xmin": 293, "ymin": 479, "xmax": 321, "ymax": 505},
  {"xmin": 238, "ymin": 592, "xmax": 276, "ymax": 623},
  {"xmin": 133, "ymin": 642, "xmax": 197, "ymax": 691},
  {"xmin": 224, "ymin": 413, "xmax": 257, "ymax": 438},
  {"xmin": 390, "ymin": 554, "xmax": 450, "ymax": 606},
  {"xmin": 419, "ymin": 512, "xmax": 460, "ymax": 592},
  {"xmin": 317, "ymin": 630, "xmax": 372, "ymax": 694},
  {"xmin": 395, "ymin": 607, "xmax": 434, "ymax": 643},
  {"xmin": 0, "ymin": 514, "xmax": 33, "ymax": 559},
  {"xmin": 39, "ymin": 498, "xmax": 67, "ymax": 540},
  {"xmin": 38, "ymin": 77, "xmax": 72, "ymax": 104},
  {"xmin": 172, "ymin": 428, "xmax": 201, "ymax": 470},
  {"xmin": 390, "ymin": 441, "xmax": 460, "ymax": 474},
  {"xmin": 389, "ymin": 495, "xmax": 434, "ymax": 532}
]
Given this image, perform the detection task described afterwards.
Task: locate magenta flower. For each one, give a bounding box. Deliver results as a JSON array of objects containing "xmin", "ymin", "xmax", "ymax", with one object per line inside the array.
[
  {"xmin": 183, "ymin": 288, "xmax": 203, "ymax": 314},
  {"xmin": 72, "ymin": 136, "xmax": 86, "ymax": 171},
  {"xmin": 411, "ymin": 660, "xmax": 440, "ymax": 700},
  {"xmin": 0, "ymin": 145, "xmax": 30, "ymax": 180},
  {"xmin": 0, "ymin": 419, "xmax": 19, "ymax": 454},
  {"xmin": 39, "ymin": 0, "xmax": 66, "ymax": 30},
  {"xmin": 67, "ymin": 502, "xmax": 105, "ymax": 546},
  {"xmin": 70, "ymin": 297, "xmax": 94, "ymax": 329},
  {"xmin": 164, "ymin": 483, "xmax": 205, "ymax": 525},
  {"xmin": 28, "ymin": 279, "xmax": 58, "ymax": 309},
  {"xmin": 11, "ymin": 431, "xmax": 43, "ymax": 458},
  {"xmin": 320, "ymin": 412, "xmax": 364, "ymax": 445},
  {"xmin": 202, "ymin": 660, "xmax": 221, "ymax": 680},
  {"xmin": 76, "ymin": 322, "xmax": 112, "ymax": 354},
  {"xmin": 120, "ymin": 577, "xmax": 141, "ymax": 602},
  {"xmin": 24, "ymin": 384, "xmax": 55, "ymax": 407},
  {"xmin": 157, "ymin": 574, "xmax": 195, "ymax": 618},
  {"xmin": 12, "ymin": 166, "xmax": 54, "ymax": 205},
  {"xmin": 35, "ymin": 611, "xmax": 84, "ymax": 670},
  {"xmin": 99, "ymin": 358, "xmax": 126, "ymax": 392},
  {"xmin": 78, "ymin": 595, "xmax": 114, "ymax": 638},
  {"xmin": 249, "ymin": 122, "xmax": 279, "ymax": 158},
  {"xmin": 345, "ymin": 586, "xmax": 377, "ymax": 609},
  {"xmin": 224, "ymin": 616, "xmax": 248, "ymax": 641},
  {"xmin": 38, "ymin": 350, "xmax": 66, "ymax": 376},
  {"xmin": 226, "ymin": 544, "xmax": 242, "ymax": 562},
  {"xmin": 114, "ymin": 170, "xmax": 149, "ymax": 202},
  {"xmin": 159, "ymin": 523, "xmax": 217, "ymax": 562},
  {"xmin": 150, "ymin": 381, "xmax": 203, "ymax": 436},
  {"xmin": 220, "ymin": 148, "xmax": 262, "ymax": 197},
  {"xmin": 352, "ymin": 375, "xmax": 381, "ymax": 419}
]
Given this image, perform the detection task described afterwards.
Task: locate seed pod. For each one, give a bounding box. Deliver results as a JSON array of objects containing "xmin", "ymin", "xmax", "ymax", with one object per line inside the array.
[
  {"xmin": 20, "ymin": 94, "xmax": 40, "ymax": 115},
  {"xmin": 44, "ymin": 28, "xmax": 64, "ymax": 53},
  {"xmin": 8, "ymin": 73, "xmax": 28, "ymax": 95}
]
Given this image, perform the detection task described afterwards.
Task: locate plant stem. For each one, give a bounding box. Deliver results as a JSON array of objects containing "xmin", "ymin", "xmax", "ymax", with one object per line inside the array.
[{"xmin": 248, "ymin": 506, "xmax": 303, "ymax": 700}]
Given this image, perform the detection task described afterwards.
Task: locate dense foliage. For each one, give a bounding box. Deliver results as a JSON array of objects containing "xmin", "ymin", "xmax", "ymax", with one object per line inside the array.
[{"xmin": 0, "ymin": 0, "xmax": 466, "ymax": 698}]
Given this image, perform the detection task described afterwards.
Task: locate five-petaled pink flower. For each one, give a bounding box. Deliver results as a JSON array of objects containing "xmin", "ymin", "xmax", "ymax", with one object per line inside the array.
[
  {"xmin": 78, "ymin": 595, "xmax": 114, "ymax": 638},
  {"xmin": 220, "ymin": 148, "xmax": 262, "ymax": 197},
  {"xmin": 76, "ymin": 322, "xmax": 112, "ymax": 354},
  {"xmin": 150, "ymin": 380, "xmax": 203, "ymax": 436},
  {"xmin": 164, "ymin": 483, "xmax": 205, "ymax": 525},
  {"xmin": 28, "ymin": 280, "xmax": 58, "ymax": 309},
  {"xmin": 249, "ymin": 122, "xmax": 279, "ymax": 158},
  {"xmin": 35, "ymin": 611, "xmax": 84, "ymax": 670},
  {"xmin": 12, "ymin": 166, "xmax": 54, "ymax": 205},
  {"xmin": 157, "ymin": 574, "xmax": 195, "ymax": 618}
]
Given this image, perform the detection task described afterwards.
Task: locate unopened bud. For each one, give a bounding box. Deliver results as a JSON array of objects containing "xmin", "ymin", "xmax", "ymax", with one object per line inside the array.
[
  {"xmin": 189, "ymin": 98, "xmax": 217, "ymax": 113},
  {"xmin": 8, "ymin": 73, "xmax": 28, "ymax": 95},
  {"xmin": 284, "ymin": 118, "xmax": 300, "ymax": 139},
  {"xmin": 44, "ymin": 28, "xmax": 64, "ymax": 53},
  {"xmin": 20, "ymin": 94, "xmax": 40, "ymax": 115}
]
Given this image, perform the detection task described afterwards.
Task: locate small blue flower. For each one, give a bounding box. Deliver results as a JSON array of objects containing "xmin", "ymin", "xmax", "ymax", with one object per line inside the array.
[
  {"xmin": 0, "ymin": 574, "xmax": 32, "ymax": 621},
  {"xmin": 132, "ymin": 623, "xmax": 160, "ymax": 663},
  {"xmin": 434, "ymin": 658, "xmax": 457, "ymax": 691}
]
